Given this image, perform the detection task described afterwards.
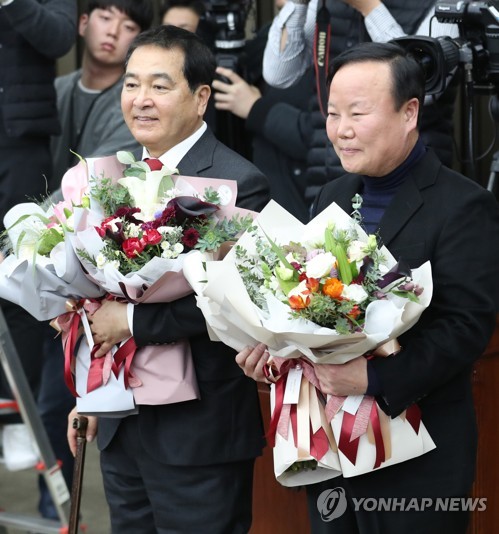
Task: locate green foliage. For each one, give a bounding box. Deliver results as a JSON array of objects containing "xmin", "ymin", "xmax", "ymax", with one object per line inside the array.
[{"xmin": 90, "ymin": 176, "xmax": 132, "ymax": 216}]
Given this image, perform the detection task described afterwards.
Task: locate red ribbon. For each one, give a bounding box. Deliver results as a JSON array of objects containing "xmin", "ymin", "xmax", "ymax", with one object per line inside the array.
[
  {"xmin": 266, "ymin": 358, "xmax": 333, "ymax": 462},
  {"xmin": 266, "ymin": 374, "xmax": 288, "ymax": 448},
  {"xmin": 405, "ymin": 403, "xmax": 422, "ymax": 434},
  {"xmin": 112, "ymin": 337, "xmax": 138, "ymax": 389},
  {"xmin": 370, "ymin": 401, "xmax": 385, "ymax": 469},
  {"xmin": 54, "ymin": 295, "xmax": 139, "ymax": 397},
  {"xmin": 338, "ymin": 411, "xmax": 361, "ymax": 466}
]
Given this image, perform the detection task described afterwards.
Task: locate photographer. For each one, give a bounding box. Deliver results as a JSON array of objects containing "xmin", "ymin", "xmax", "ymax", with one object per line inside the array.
[
  {"xmin": 262, "ymin": 0, "xmax": 459, "ymax": 208},
  {"xmin": 212, "ymin": 0, "xmax": 314, "ymax": 221}
]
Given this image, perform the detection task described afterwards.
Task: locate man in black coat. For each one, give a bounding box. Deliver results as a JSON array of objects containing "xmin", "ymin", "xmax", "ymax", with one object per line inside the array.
[
  {"xmin": 0, "ymin": 0, "xmax": 76, "ymax": 518},
  {"xmin": 67, "ymin": 25, "xmax": 269, "ymax": 533},
  {"xmin": 237, "ymin": 42, "xmax": 499, "ymax": 533}
]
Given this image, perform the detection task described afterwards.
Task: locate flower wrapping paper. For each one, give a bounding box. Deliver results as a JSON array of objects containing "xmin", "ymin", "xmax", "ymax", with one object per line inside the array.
[
  {"xmin": 0, "ymin": 202, "xmax": 103, "ymax": 321},
  {"xmin": 61, "ymin": 155, "xmax": 254, "ymax": 414},
  {"xmin": 183, "ymin": 199, "xmax": 435, "ymax": 484}
]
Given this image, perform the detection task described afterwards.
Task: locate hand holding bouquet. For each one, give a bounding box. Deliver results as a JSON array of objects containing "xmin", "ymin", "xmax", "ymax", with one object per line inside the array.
[{"xmin": 183, "ymin": 200, "xmax": 434, "ymax": 485}]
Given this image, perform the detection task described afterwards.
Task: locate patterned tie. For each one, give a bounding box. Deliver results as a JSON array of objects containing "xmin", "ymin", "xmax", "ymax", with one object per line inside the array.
[{"xmin": 143, "ymin": 158, "xmax": 164, "ymax": 171}]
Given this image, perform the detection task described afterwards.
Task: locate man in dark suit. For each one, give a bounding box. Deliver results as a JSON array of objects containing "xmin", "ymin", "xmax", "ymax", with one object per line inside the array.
[
  {"xmin": 67, "ymin": 25, "xmax": 269, "ymax": 533},
  {"xmin": 237, "ymin": 42, "xmax": 499, "ymax": 533}
]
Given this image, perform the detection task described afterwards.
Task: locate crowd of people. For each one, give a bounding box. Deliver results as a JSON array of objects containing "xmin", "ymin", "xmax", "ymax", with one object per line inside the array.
[{"xmin": 0, "ymin": 0, "xmax": 498, "ymax": 533}]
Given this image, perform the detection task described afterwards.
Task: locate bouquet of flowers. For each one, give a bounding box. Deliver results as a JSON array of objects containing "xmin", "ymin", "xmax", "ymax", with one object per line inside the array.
[
  {"xmin": 0, "ymin": 151, "xmax": 255, "ymax": 417},
  {"xmin": 183, "ymin": 200, "xmax": 435, "ymax": 486},
  {"xmin": 57, "ymin": 151, "xmax": 256, "ymax": 416},
  {"xmin": 0, "ymin": 195, "xmax": 103, "ymax": 321}
]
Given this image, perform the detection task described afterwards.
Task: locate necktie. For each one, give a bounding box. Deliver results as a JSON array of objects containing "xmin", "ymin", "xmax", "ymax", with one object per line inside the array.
[{"xmin": 143, "ymin": 158, "xmax": 164, "ymax": 171}]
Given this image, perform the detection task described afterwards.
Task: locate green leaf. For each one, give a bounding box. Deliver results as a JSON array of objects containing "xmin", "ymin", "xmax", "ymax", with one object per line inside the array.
[
  {"xmin": 123, "ymin": 167, "xmax": 146, "ymax": 178},
  {"xmin": 37, "ymin": 228, "xmax": 64, "ymax": 256},
  {"xmin": 276, "ymin": 273, "xmax": 299, "ymax": 295},
  {"xmin": 260, "ymin": 226, "xmax": 296, "ymax": 272},
  {"xmin": 116, "ymin": 151, "xmax": 137, "ymax": 165}
]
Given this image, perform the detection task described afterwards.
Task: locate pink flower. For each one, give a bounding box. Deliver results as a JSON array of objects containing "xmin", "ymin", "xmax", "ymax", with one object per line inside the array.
[{"xmin": 52, "ymin": 200, "xmax": 73, "ymax": 225}]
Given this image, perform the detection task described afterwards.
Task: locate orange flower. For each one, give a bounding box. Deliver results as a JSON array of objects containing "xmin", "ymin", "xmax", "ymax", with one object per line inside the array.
[
  {"xmin": 347, "ymin": 304, "xmax": 361, "ymax": 320},
  {"xmin": 289, "ymin": 294, "xmax": 310, "ymax": 309},
  {"xmin": 306, "ymin": 277, "xmax": 320, "ymax": 293},
  {"xmin": 322, "ymin": 278, "xmax": 344, "ymax": 299}
]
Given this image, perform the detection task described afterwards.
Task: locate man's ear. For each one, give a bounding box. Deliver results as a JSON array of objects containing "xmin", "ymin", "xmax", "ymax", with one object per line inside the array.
[
  {"xmin": 196, "ymin": 85, "xmax": 211, "ymax": 116},
  {"xmin": 78, "ymin": 13, "xmax": 89, "ymax": 38},
  {"xmin": 404, "ymin": 98, "xmax": 419, "ymax": 128}
]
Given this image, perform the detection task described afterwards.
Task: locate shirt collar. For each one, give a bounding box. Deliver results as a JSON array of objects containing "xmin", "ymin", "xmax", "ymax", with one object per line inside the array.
[{"xmin": 142, "ymin": 122, "xmax": 207, "ymax": 171}]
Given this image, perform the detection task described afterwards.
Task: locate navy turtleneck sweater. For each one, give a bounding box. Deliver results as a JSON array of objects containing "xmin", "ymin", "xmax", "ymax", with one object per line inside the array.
[
  {"xmin": 358, "ymin": 138, "xmax": 426, "ymax": 396},
  {"xmin": 359, "ymin": 138, "xmax": 426, "ymax": 235}
]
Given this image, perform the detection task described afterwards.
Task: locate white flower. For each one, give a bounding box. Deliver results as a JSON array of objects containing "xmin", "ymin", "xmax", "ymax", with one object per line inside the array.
[
  {"xmin": 161, "ymin": 241, "xmax": 171, "ymax": 250},
  {"xmin": 127, "ymin": 223, "xmax": 141, "ymax": 238},
  {"xmin": 342, "ymin": 283, "xmax": 369, "ymax": 303},
  {"xmin": 118, "ymin": 168, "xmax": 175, "ymax": 220},
  {"xmin": 161, "ymin": 249, "xmax": 173, "ymax": 259},
  {"xmin": 162, "ymin": 187, "xmax": 183, "ymax": 200},
  {"xmin": 306, "ymin": 252, "xmax": 336, "ymax": 279},
  {"xmin": 173, "ymin": 243, "xmax": 184, "ymax": 255},
  {"xmin": 347, "ymin": 240, "xmax": 367, "ymax": 262},
  {"xmin": 96, "ymin": 253, "xmax": 107, "ymax": 269},
  {"xmin": 106, "ymin": 217, "xmax": 122, "ymax": 233}
]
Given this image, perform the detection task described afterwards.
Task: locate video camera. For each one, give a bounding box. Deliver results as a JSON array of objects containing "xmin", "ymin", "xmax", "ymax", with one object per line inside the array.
[
  {"xmin": 202, "ymin": 0, "xmax": 252, "ymax": 51},
  {"xmin": 393, "ymin": 0, "xmax": 499, "ymax": 95},
  {"xmin": 199, "ymin": 0, "xmax": 254, "ymax": 81}
]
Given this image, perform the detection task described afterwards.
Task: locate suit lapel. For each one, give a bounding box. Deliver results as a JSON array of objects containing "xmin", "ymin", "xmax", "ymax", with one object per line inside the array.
[
  {"xmin": 177, "ymin": 129, "xmax": 216, "ymax": 176},
  {"xmin": 377, "ymin": 150, "xmax": 440, "ymax": 247}
]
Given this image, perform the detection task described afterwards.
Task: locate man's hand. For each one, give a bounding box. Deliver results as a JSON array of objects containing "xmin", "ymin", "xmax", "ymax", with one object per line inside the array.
[
  {"xmin": 235, "ymin": 343, "xmax": 270, "ymax": 383},
  {"xmin": 89, "ymin": 299, "xmax": 130, "ymax": 358},
  {"xmin": 67, "ymin": 406, "xmax": 98, "ymax": 456},
  {"xmin": 314, "ymin": 356, "xmax": 368, "ymax": 396},
  {"xmin": 340, "ymin": 0, "xmax": 381, "ymax": 17},
  {"xmin": 212, "ymin": 67, "xmax": 262, "ymax": 119}
]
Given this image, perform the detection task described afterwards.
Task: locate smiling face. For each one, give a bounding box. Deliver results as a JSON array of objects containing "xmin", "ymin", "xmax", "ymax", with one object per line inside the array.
[
  {"xmin": 326, "ymin": 60, "xmax": 419, "ymax": 177},
  {"xmin": 121, "ymin": 44, "xmax": 210, "ymax": 157},
  {"xmin": 80, "ymin": 7, "xmax": 141, "ymax": 67}
]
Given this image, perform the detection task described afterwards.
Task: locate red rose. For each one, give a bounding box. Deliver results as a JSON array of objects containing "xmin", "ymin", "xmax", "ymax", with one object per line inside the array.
[
  {"xmin": 96, "ymin": 215, "xmax": 116, "ymax": 237},
  {"xmin": 142, "ymin": 228, "xmax": 162, "ymax": 246},
  {"xmin": 122, "ymin": 237, "xmax": 144, "ymax": 258}
]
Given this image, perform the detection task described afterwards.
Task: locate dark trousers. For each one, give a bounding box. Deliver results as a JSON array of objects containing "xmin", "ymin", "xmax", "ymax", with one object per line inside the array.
[
  {"xmin": 306, "ymin": 478, "xmax": 470, "ymax": 534},
  {"xmin": 100, "ymin": 414, "xmax": 255, "ymax": 534}
]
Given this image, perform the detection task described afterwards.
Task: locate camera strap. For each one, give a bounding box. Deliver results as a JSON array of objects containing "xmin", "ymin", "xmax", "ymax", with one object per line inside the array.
[{"xmin": 314, "ymin": 0, "xmax": 331, "ymax": 118}]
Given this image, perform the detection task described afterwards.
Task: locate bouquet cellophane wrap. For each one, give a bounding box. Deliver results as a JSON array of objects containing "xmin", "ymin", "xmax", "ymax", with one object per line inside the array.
[
  {"xmin": 62, "ymin": 156, "xmax": 254, "ymax": 414},
  {"xmin": 183, "ymin": 200, "xmax": 435, "ymax": 484},
  {"xmin": 0, "ymin": 202, "xmax": 103, "ymax": 321}
]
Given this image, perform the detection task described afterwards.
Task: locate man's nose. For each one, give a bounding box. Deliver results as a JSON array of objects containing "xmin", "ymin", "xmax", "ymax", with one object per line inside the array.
[{"xmin": 337, "ymin": 117, "xmax": 354, "ymax": 138}]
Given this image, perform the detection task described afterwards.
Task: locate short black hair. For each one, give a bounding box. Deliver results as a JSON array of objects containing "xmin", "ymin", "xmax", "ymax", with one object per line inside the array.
[
  {"xmin": 327, "ymin": 42, "xmax": 426, "ymax": 125},
  {"xmin": 85, "ymin": 0, "xmax": 154, "ymax": 32},
  {"xmin": 125, "ymin": 25, "xmax": 217, "ymax": 92},
  {"xmin": 159, "ymin": 0, "xmax": 206, "ymax": 20}
]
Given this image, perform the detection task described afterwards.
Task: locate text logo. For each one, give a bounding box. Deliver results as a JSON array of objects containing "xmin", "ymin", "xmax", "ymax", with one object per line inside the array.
[{"xmin": 317, "ymin": 487, "xmax": 347, "ymax": 522}]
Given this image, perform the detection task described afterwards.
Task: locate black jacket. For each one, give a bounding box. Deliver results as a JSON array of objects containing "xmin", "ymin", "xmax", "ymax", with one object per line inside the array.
[{"xmin": 0, "ymin": 0, "xmax": 76, "ymax": 144}]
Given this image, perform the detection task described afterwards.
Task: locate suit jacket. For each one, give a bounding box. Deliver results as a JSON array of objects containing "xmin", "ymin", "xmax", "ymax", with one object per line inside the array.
[
  {"xmin": 313, "ymin": 149, "xmax": 499, "ymax": 498},
  {"xmin": 97, "ymin": 128, "xmax": 270, "ymax": 466}
]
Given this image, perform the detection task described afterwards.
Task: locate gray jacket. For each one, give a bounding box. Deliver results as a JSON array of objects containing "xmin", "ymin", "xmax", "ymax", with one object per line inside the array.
[{"xmin": 51, "ymin": 70, "xmax": 139, "ymax": 189}]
